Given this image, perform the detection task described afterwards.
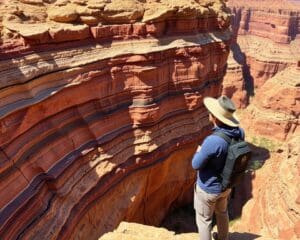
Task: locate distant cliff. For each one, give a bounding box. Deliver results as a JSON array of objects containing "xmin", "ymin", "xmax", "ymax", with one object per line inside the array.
[{"xmin": 223, "ymin": 0, "xmax": 300, "ymax": 107}]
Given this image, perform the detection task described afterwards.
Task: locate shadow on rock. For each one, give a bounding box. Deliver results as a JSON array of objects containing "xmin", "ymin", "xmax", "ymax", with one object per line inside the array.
[
  {"xmin": 230, "ymin": 232, "xmax": 262, "ymax": 240},
  {"xmin": 160, "ymin": 203, "xmax": 197, "ymax": 234},
  {"xmin": 231, "ymin": 42, "xmax": 255, "ymax": 101}
]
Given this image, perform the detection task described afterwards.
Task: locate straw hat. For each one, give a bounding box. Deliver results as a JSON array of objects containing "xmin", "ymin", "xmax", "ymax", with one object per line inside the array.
[{"xmin": 203, "ymin": 95, "xmax": 239, "ymax": 127}]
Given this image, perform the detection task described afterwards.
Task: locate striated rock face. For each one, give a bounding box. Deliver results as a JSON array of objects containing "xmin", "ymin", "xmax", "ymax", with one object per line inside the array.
[
  {"xmin": 229, "ymin": 0, "xmax": 300, "ymax": 44},
  {"xmin": 222, "ymin": 0, "xmax": 300, "ymax": 108},
  {"xmin": 222, "ymin": 36, "xmax": 299, "ymax": 107},
  {"xmin": 241, "ymin": 65, "xmax": 299, "ymax": 142},
  {"xmin": 0, "ymin": 1, "xmax": 231, "ymax": 240}
]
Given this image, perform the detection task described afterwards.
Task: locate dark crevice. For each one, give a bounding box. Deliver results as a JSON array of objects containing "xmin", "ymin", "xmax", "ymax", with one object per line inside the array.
[{"xmin": 231, "ymin": 43, "xmax": 255, "ymax": 102}]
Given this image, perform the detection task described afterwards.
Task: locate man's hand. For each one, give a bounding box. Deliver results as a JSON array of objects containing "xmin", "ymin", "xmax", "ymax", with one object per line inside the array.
[{"xmin": 196, "ymin": 145, "xmax": 201, "ymax": 152}]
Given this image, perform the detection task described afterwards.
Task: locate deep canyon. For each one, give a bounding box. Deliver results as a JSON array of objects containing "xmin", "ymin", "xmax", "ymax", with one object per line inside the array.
[{"xmin": 0, "ymin": 0, "xmax": 299, "ymax": 240}]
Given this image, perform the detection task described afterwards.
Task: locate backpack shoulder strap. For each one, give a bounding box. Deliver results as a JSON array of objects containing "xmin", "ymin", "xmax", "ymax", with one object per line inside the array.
[{"xmin": 213, "ymin": 131, "xmax": 232, "ymax": 144}]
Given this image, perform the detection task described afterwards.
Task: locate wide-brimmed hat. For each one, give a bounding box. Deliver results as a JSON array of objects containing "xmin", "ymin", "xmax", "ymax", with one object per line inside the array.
[{"xmin": 203, "ymin": 95, "xmax": 239, "ymax": 127}]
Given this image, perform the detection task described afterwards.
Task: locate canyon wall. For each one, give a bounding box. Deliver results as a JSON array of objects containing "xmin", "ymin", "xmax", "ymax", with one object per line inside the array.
[
  {"xmin": 0, "ymin": 1, "xmax": 231, "ymax": 240},
  {"xmin": 224, "ymin": 1, "xmax": 300, "ymax": 239},
  {"xmin": 223, "ymin": 0, "xmax": 300, "ymax": 108},
  {"xmin": 230, "ymin": 0, "xmax": 300, "ymax": 44}
]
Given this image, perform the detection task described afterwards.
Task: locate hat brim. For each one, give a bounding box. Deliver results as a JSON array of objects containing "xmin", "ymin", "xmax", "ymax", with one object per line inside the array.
[{"xmin": 204, "ymin": 97, "xmax": 240, "ymax": 127}]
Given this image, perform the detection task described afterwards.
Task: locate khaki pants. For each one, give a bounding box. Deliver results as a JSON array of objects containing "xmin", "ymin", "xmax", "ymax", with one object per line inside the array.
[{"xmin": 194, "ymin": 184, "xmax": 231, "ymax": 240}]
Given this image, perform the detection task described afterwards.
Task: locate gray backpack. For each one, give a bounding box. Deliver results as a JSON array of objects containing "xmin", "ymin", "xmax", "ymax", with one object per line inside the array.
[{"xmin": 214, "ymin": 132, "xmax": 252, "ymax": 191}]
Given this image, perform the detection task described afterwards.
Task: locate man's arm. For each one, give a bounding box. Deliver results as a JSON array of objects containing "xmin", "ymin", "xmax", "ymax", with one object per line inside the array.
[{"xmin": 191, "ymin": 136, "xmax": 215, "ymax": 170}]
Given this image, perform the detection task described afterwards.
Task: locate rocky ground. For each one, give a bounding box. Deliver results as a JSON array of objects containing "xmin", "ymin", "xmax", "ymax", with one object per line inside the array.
[{"xmin": 100, "ymin": 221, "xmax": 276, "ymax": 240}]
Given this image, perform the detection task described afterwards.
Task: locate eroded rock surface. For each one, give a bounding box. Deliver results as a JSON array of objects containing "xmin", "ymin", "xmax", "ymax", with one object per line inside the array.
[
  {"xmin": 0, "ymin": 0, "xmax": 231, "ymax": 45},
  {"xmin": 229, "ymin": 0, "xmax": 300, "ymax": 44},
  {"xmin": 0, "ymin": 1, "xmax": 231, "ymax": 240},
  {"xmin": 100, "ymin": 221, "xmax": 276, "ymax": 240},
  {"xmin": 222, "ymin": 0, "xmax": 300, "ymax": 108},
  {"xmin": 100, "ymin": 221, "xmax": 199, "ymax": 240},
  {"xmin": 241, "ymin": 65, "xmax": 299, "ymax": 141}
]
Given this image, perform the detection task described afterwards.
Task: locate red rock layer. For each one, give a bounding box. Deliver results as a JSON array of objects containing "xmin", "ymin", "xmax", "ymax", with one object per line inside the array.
[
  {"xmin": 0, "ymin": 1, "xmax": 231, "ymax": 239},
  {"xmin": 229, "ymin": 0, "xmax": 300, "ymax": 44},
  {"xmin": 0, "ymin": 0, "xmax": 231, "ymax": 56},
  {"xmin": 240, "ymin": 65, "xmax": 299, "ymax": 142},
  {"xmin": 223, "ymin": 35, "xmax": 298, "ymax": 107},
  {"xmin": 222, "ymin": 0, "xmax": 300, "ymax": 108},
  {"xmin": 70, "ymin": 144, "xmax": 197, "ymax": 240}
]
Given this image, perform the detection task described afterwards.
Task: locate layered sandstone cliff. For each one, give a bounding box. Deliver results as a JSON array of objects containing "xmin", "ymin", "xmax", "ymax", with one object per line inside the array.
[
  {"xmin": 229, "ymin": 0, "xmax": 300, "ymax": 44},
  {"xmin": 241, "ymin": 65, "xmax": 299, "ymax": 142},
  {"xmin": 222, "ymin": 0, "xmax": 300, "ymax": 108},
  {"xmin": 0, "ymin": 1, "xmax": 232, "ymax": 240}
]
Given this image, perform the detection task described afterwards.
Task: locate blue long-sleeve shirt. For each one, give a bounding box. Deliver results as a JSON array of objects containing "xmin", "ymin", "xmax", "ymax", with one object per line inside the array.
[{"xmin": 192, "ymin": 126, "xmax": 245, "ymax": 194}]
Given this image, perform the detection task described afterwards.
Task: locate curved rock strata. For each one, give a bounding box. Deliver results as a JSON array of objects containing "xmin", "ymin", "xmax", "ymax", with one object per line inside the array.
[
  {"xmin": 222, "ymin": 34, "xmax": 299, "ymax": 107},
  {"xmin": 0, "ymin": 1, "xmax": 231, "ymax": 239}
]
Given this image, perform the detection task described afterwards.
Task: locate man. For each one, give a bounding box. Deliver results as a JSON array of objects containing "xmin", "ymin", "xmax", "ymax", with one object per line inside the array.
[{"xmin": 192, "ymin": 95, "xmax": 244, "ymax": 240}]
